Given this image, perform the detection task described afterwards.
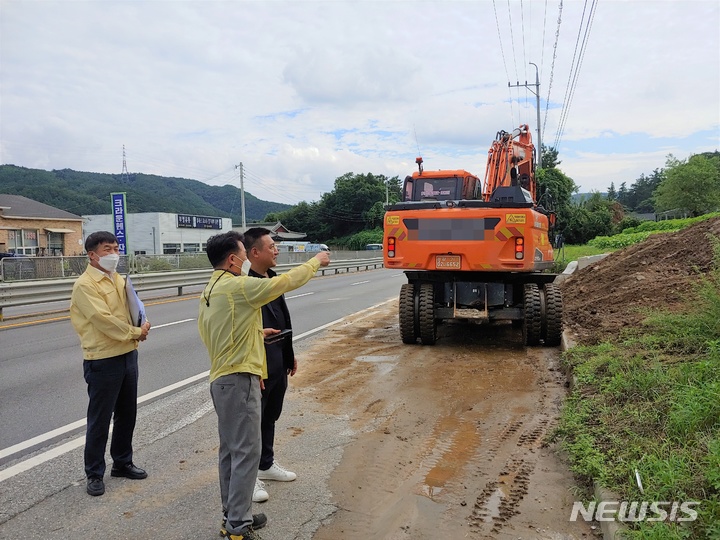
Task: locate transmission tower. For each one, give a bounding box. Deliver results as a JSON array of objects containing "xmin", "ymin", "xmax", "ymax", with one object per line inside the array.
[{"xmin": 121, "ymin": 145, "xmax": 130, "ymax": 182}]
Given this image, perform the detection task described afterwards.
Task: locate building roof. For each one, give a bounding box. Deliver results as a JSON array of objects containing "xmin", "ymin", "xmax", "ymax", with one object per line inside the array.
[
  {"xmin": 233, "ymin": 221, "xmax": 306, "ymax": 240},
  {"xmin": 0, "ymin": 194, "xmax": 82, "ymax": 220}
]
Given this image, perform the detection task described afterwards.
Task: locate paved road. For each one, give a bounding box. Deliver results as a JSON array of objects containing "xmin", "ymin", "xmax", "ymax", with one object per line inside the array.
[{"xmin": 0, "ymin": 267, "xmax": 404, "ymax": 459}]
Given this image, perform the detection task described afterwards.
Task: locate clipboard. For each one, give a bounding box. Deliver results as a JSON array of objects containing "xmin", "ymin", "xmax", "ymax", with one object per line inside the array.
[{"xmin": 125, "ymin": 274, "xmax": 146, "ymax": 327}]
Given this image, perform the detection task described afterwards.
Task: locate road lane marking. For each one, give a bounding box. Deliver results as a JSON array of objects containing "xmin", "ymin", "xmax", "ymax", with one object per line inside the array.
[
  {"xmin": 0, "ymin": 297, "xmax": 202, "ymax": 329},
  {"xmin": 285, "ymin": 292, "xmax": 314, "ymax": 300},
  {"xmin": 351, "ymin": 280, "xmax": 370, "ymax": 285},
  {"xmin": 152, "ymin": 318, "xmax": 195, "ymax": 328},
  {"xmin": 0, "ymin": 436, "xmax": 87, "ymax": 482},
  {"xmin": 0, "ymin": 315, "xmax": 71, "ymax": 329}
]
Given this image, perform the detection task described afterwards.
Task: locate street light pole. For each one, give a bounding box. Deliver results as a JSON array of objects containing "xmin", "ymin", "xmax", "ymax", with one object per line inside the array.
[
  {"xmin": 508, "ymin": 62, "xmax": 543, "ymax": 170},
  {"xmin": 236, "ymin": 162, "xmax": 246, "ymax": 229}
]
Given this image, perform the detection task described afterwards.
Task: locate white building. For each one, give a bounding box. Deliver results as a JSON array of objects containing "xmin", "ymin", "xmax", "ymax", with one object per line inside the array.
[{"xmin": 82, "ymin": 212, "xmax": 232, "ymax": 255}]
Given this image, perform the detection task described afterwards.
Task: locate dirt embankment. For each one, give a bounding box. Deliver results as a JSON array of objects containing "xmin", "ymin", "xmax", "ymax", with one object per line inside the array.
[{"xmin": 560, "ymin": 217, "xmax": 720, "ymax": 345}]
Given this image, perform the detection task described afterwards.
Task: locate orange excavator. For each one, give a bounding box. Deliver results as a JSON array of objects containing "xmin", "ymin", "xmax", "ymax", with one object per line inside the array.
[{"xmin": 383, "ymin": 124, "xmax": 562, "ymax": 346}]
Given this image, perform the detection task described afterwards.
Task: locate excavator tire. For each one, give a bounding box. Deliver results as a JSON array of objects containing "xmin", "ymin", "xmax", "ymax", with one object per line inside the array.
[
  {"xmin": 418, "ymin": 283, "xmax": 437, "ymax": 345},
  {"xmin": 399, "ymin": 283, "xmax": 418, "ymax": 344},
  {"xmin": 542, "ymin": 283, "xmax": 563, "ymax": 346},
  {"xmin": 523, "ymin": 283, "xmax": 542, "ymax": 346}
]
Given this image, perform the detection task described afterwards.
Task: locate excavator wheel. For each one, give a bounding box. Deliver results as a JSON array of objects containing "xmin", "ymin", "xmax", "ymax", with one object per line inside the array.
[
  {"xmin": 522, "ymin": 283, "xmax": 542, "ymax": 346},
  {"xmin": 418, "ymin": 283, "xmax": 437, "ymax": 345},
  {"xmin": 399, "ymin": 283, "xmax": 418, "ymax": 344},
  {"xmin": 542, "ymin": 283, "xmax": 563, "ymax": 346}
]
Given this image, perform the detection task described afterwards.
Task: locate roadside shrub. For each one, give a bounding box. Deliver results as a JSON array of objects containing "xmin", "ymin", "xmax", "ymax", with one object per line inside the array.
[
  {"xmin": 178, "ymin": 254, "xmax": 211, "ymax": 270},
  {"xmin": 588, "ymin": 231, "xmax": 654, "ymax": 249},
  {"xmin": 145, "ymin": 258, "xmax": 172, "ymax": 272}
]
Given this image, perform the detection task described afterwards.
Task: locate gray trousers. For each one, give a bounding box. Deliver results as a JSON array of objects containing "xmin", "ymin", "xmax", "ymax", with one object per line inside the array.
[{"xmin": 210, "ymin": 372, "xmax": 261, "ymax": 533}]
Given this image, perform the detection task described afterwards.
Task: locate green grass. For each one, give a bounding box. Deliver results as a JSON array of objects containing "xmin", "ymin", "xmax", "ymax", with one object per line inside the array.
[
  {"xmin": 551, "ymin": 243, "xmax": 618, "ymax": 273},
  {"xmin": 553, "ymin": 239, "xmax": 720, "ymax": 538}
]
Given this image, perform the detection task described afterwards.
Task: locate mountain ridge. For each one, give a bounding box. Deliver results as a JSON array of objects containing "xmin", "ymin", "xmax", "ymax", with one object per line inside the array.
[{"xmin": 0, "ymin": 164, "xmax": 292, "ymax": 223}]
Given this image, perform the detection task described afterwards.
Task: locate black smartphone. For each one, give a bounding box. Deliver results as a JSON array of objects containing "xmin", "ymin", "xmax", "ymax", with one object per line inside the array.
[{"xmin": 264, "ymin": 328, "xmax": 292, "ymax": 344}]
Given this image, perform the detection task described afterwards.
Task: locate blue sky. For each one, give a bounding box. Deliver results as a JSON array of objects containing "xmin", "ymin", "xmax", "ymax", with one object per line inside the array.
[{"xmin": 1, "ymin": 0, "xmax": 718, "ymax": 206}]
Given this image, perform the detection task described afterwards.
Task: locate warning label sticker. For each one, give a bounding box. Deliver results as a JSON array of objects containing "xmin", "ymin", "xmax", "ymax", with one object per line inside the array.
[{"xmin": 505, "ymin": 214, "xmax": 526, "ymax": 224}]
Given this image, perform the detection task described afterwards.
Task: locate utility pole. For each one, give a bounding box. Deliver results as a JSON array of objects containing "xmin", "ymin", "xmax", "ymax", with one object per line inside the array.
[
  {"xmin": 236, "ymin": 162, "xmax": 246, "ymax": 229},
  {"xmin": 508, "ymin": 62, "xmax": 543, "ymax": 170}
]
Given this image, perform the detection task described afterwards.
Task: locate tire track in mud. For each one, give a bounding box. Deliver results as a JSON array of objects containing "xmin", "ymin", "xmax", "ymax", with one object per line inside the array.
[{"xmin": 298, "ymin": 302, "xmax": 596, "ymax": 539}]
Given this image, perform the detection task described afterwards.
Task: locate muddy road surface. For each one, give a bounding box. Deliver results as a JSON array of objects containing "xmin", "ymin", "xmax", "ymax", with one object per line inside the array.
[{"xmin": 291, "ymin": 300, "xmax": 598, "ymax": 540}]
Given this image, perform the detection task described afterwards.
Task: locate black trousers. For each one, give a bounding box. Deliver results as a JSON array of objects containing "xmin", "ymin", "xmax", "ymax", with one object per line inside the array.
[
  {"xmin": 83, "ymin": 350, "xmax": 139, "ymax": 479},
  {"xmin": 259, "ymin": 369, "xmax": 288, "ymax": 470}
]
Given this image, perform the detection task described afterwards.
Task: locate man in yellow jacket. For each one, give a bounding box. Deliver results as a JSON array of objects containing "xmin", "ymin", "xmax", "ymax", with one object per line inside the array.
[
  {"xmin": 198, "ymin": 231, "xmax": 329, "ymax": 540},
  {"xmin": 70, "ymin": 231, "xmax": 151, "ymax": 497}
]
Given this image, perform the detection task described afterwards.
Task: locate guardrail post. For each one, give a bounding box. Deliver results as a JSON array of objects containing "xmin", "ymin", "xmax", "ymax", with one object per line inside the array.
[{"xmin": 178, "ymin": 286, "xmax": 183, "ymax": 296}]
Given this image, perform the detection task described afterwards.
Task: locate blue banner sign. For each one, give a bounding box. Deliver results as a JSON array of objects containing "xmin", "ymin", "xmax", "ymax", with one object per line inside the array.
[{"xmin": 111, "ymin": 192, "xmax": 127, "ymax": 255}]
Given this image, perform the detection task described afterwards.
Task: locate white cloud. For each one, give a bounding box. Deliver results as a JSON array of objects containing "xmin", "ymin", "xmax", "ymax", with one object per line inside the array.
[{"xmin": 1, "ymin": 0, "xmax": 718, "ymax": 206}]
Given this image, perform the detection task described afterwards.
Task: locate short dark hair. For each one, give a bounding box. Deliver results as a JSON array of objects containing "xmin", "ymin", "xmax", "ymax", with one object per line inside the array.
[
  {"xmin": 205, "ymin": 231, "xmax": 245, "ymax": 267},
  {"xmin": 85, "ymin": 231, "xmax": 118, "ymax": 253},
  {"xmin": 243, "ymin": 227, "xmax": 273, "ymax": 251}
]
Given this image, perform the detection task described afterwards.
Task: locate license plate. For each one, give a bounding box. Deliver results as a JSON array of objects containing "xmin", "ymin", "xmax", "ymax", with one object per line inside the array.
[{"xmin": 436, "ymin": 255, "xmax": 461, "ymax": 269}]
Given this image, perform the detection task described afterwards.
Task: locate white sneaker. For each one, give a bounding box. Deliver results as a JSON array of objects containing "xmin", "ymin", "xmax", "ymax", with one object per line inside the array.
[
  {"xmin": 257, "ymin": 462, "xmax": 297, "ymax": 482},
  {"xmin": 252, "ymin": 478, "xmax": 269, "ymax": 502}
]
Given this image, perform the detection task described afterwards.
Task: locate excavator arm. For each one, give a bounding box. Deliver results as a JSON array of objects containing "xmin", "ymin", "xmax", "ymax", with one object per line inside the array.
[{"xmin": 482, "ymin": 124, "xmax": 536, "ymax": 203}]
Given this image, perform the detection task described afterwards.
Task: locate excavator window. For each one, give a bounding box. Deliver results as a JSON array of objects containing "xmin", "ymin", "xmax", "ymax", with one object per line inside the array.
[
  {"xmin": 403, "ymin": 177, "xmax": 414, "ymax": 201},
  {"xmin": 411, "ymin": 178, "xmax": 459, "ymax": 201}
]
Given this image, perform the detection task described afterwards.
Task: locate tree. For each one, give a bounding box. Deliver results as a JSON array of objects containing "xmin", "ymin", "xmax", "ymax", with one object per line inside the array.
[
  {"xmin": 654, "ymin": 154, "xmax": 720, "ymax": 217},
  {"xmin": 265, "ymin": 173, "xmax": 402, "ymax": 242},
  {"xmin": 266, "ymin": 201, "xmax": 329, "ymax": 241},
  {"xmin": 540, "ymin": 145, "xmax": 561, "ymax": 169},
  {"xmin": 536, "ymin": 166, "xmax": 578, "ymax": 241},
  {"xmin": 617, "ymin": 182, "xmax": 629, "ymax": 207},
  {"xmin": 562, "ymin": 192, "xmax": 616, "ymax": 244},
  {"xmin": 607, "ymin": 182, "xmax": 617, "ymax": 201}
]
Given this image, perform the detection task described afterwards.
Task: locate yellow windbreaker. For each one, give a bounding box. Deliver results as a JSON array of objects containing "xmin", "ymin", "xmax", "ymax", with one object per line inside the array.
[
  {"xmin": 70, "ymin": 265, "xmax": 143, "ymax": 360},
  {"xmin": 198, "ymin": 258, "xmax": 320, "ymax": 382}
]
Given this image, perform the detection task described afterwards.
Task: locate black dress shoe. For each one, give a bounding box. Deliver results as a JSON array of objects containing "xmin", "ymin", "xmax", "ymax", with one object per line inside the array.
[
  {"xmin": 221, "ymin": 513, "xmax": 267, "ymax": 535},
  {"xmin": 252, "ymin": 513, "xmax": 267, "ymax": 530},
  {"xmin": 87, "ymin": 477, "xmax": 105, "ymax": 496},
  {"xmin": 110, "ymin": 462, "xmax": 147, "ymax": 479}
]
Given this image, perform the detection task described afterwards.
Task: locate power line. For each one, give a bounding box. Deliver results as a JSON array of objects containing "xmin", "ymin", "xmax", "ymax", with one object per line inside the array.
[
  {"xmin": 542, "ymin": 0, "xmax": 563, "ymax": 142},
  {"xmin": 520, "ymin": 0, "xmax": 530, "ymax": 123},
  {"xmin": 540, "ymin": 0, "xmax": 549, "ymax": 82},
  {"xmin": 493, "ymin": 0, "xmax": 516, "ymax": 124},
  {"xmin": 554, "ymin": 0, "xmax": 598, "ymax": 148}
]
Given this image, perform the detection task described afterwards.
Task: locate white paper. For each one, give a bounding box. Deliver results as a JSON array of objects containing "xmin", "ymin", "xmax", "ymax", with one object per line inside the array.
[{"xmin": 125, "ymin": 274, "xmax": 146, "ymax": 327}]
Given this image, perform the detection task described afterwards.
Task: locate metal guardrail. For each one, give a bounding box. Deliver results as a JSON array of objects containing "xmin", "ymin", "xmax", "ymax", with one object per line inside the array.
[
  {"xmin": 0, "ymin": 251, "xmax": 381, "ymax": 282},
  {"xmin": 0, "ymin": 258, "xmax": 384, "ymax": 320}
]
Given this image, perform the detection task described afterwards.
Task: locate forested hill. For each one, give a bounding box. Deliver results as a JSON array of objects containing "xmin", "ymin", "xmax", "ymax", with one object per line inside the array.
[{"xmin": 0, "ymin": 165, "xmax": 292, "ymax": 222}]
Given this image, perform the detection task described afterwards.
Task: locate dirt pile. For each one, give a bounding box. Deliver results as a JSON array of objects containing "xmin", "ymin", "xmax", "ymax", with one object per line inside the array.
[{"xmin": 560, "ymin": 217, "xmax": 720, "ymax": 345}]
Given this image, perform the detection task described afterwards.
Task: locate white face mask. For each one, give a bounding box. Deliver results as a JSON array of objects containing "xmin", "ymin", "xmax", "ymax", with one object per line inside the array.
[
  {"xmin": 241, "ymin": 259, "xmax": 252, "ymax": 276},
  {"xmin": 97, "ymin": 253, "xmax": 120, "ymax": 273}
]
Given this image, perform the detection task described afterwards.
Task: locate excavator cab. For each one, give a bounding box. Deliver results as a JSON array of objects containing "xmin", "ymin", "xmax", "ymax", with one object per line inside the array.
[{"xmin": 402, "ymin": 172, "xmax": 480, "ymax": 202}]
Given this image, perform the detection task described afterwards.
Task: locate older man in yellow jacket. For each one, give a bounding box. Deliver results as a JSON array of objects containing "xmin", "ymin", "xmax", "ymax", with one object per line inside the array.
[
  {"xmin": 70, "ymin": 231, "xmax": 151, "ymax": 498},
  {"xmin": 198, "ymin": 231, "xmax": 329, "ymax": 540}
]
